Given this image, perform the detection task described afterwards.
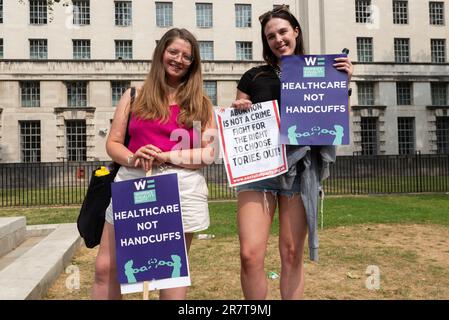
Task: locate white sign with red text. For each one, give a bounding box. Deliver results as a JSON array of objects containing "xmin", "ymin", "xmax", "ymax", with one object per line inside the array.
[{"xmin": 215, "ymin": 100, "xmax": 287, "ymax": 187}]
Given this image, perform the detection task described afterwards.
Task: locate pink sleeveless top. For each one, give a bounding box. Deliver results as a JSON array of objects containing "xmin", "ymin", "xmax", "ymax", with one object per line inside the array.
[{"xmin": 127, "ymin": 105, "xmax": 199, "ymax": 153}]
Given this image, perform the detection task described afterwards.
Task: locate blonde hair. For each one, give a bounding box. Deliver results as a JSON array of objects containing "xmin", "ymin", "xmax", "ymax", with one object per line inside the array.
[{"xmin": 132, "ymin": 28, "xmax": 213, "ymax": 129}]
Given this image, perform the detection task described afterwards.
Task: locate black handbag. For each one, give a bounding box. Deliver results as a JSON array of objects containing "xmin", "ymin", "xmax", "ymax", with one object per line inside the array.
[{"xmin": 77, "ymin": 87, "xmax": 135, "ymax": 248}]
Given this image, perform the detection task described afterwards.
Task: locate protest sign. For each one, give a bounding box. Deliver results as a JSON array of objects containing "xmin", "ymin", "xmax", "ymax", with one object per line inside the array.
[
  {"xmin": 280, "ymin": 54, "xmax": 350, "ymax": 145},
  {"xmin": 111, "ymin": 173, "xmax": 190, "ymax": 294},
  {"xmin": 215, "ymin": 100, "xmax": 287, "ymax": 187}
]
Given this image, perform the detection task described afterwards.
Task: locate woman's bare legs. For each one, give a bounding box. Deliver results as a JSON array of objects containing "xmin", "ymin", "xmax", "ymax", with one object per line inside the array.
[
  {"xmin": 237, "ymin": 191, "xmax": 277, "ymax": 300},
  {"xmin": 278, "ymin": 195, "xmax": 308, "ymax": 299},
  {"xmin": 92, "ymin": 222, "xmax": 122, "ymax": 300}
]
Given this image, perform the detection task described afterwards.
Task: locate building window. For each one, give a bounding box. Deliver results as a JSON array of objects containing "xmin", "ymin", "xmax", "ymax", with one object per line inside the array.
[
  {"xmin": 20, "ymin": 121, "xmax": 41, "ymax": 163},
  {"xmin": 199, "ymin": 41, "xmax": 214, "ymax": 60},
  {"xmin": 115, "ymin": 1, "xmax": 132, "ymax": 26},
  {"xmin": 21, "ymin": 81, "xmax": 40, "ymax": 108},
  {"xmin": 429, "ymin": 2, "xmax": 445, "ymax": 25},
  {"xmin": 357, "ymin": 37, "xmax": 373, "ymax": 62},
  {"xmin": 156, "ymin": 2, "xmax": 173, "ymax": 27},
  {"xmin": 203, "ymin": 81, "xmax": 217, "ymax": 105},
  {"xmin": 111, "ymin": 81, "xmax": 130, "ymax": 107},
  {"xmin": 394, "ymin": 38, "xmax": 410, "ymax": 63},
  {"xmin": 355, "ymin": 0, "xmax": 372, "ymax": 23},
  {"xmin": 393, "ymin": 0, "xmax": 408, "ymax": 24},
  {"xmin": 431, "ymin": 83, "xmax": 448, "ymax": 106},
  {"xmin": 30, "ymin": 0, "xmax": 47, "ymax": 24},
  {"xmin": 396, "ymin": 82, "xmax": 412, "ymax": 105},
  {"xmin": 115, "ymin": 40, "xmax": 132, "ymax": 59},
  {"xmin": 398, "ymin": 117, "xmax": 415, "ymax": 155},
  {"xmin": 0, "ymin": 0, "xmax": 3, "ymax": 24},
  {"xmin": 431, "ymin": 39, "xmax": 446, "ymax": 63},
  {"xmin": 0, "ymin": 38, "xmax": 3, "ymax": 59},
  {"xmin": 361, "ymin": 117, "xmax": 379, "ymax": 155},
  {"xmin": 66, "ymin": 120, "xmax": 86, "ymax": 161},
  {"xmin": 29, "ymin": 39, "xmax": 48, "ymax": 59},
  {"xmin": 67, "ymin": 81, "xmax": 87, "ymax": 107},
  {"xmin": 235, "ymin": 4, "xmax": 251, "ymax": 28},
  {"xmin": 436, "ymin": 117, "xmax": 449, "ymax": 154},
  {"xmin": 73, "ymin": 39, "xmax": 91, "ymax": 59},
  {"xmin": 196, "ymin": 3, "xmax": 213, "ymax": 28},
  {"xmin": 357, "ymin": 82, "xmax": 375, "ymax": 105},
  {"xmin": 72, "ymin": 0, "xmax": 90, "ymax": 25},
  {"xmin": 236, "ymin": 41, "xmax": 252, "ymax": 60}
]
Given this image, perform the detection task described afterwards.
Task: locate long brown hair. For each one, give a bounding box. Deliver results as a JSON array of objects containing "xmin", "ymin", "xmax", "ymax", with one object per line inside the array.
[
  {"xmin": 132, "ymin": 28, "xmax": 212, "ymax": 129},
  {"xmin": 259, "ymin": 6, "xmax": 305, "ymax": 68}
]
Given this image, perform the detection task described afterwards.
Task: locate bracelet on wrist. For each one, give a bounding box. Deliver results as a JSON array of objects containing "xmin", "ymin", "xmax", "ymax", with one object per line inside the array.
[{"xmin": 127, "ymin": 154, "xmax": 134, "ymax": 166}]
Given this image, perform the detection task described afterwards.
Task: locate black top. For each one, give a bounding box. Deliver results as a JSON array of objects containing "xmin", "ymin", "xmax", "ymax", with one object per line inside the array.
[{"xmin": 237, "ymin": 65, "xmax": 280, "ymax": 105}]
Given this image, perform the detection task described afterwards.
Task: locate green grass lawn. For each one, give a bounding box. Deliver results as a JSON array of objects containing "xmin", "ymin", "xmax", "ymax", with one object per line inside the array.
[{"xmin": 1, "ymin": 194, "xmax": 447, "ymax": 234}]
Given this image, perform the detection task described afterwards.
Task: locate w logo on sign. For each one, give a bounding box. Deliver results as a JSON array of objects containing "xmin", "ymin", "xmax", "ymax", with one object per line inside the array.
[
  {"xmin": 304, "ymin": 57, "xmax": 317, "ymax": 66},
  {"xmin": 304, "ymin": 57, "xmax": 326, "ymax": 66},
  {"xmin": 133, "ymin": 179, "xmax": 157, "ymax": 204},
  {"xmin": 303, "ymin": 56, "xmax": 326, "ymax": 78}
]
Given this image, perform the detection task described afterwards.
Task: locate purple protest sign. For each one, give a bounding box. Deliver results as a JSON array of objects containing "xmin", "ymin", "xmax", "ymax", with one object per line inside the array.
[
  {"xmin": 280, "ymin": 54, "xmax": 350, "ymax": 145},
  {"xmin": 111, "ymin": 173, "xmax": 189, "ymax": 293}
]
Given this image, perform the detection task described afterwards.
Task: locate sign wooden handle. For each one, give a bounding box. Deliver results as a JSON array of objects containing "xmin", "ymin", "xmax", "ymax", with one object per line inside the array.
[
  {"xmin": 143, "ymin": 281, "xmax": 149, "ymax": 300},
  {"xmin": 146, "ymin": 167, "xmax": 152, "ymax": 177}
]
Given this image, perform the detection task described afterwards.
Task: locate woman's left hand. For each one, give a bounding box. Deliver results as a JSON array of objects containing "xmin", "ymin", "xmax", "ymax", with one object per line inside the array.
[
  {"xmin": 334, "ymin": 57, "xmax": 354, "ymax": 80},
  {"xmin": 147, "ymin": 150, "xmax": 169, "ymax": 166}
]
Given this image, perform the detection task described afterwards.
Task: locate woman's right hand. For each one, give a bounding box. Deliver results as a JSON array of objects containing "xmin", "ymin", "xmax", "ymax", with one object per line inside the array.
[
  {"xmin": 132, "ymin": 144, "xmax": 162, "ymax": 171},
  {"xmin": 231, "ymin": 99, "xmax": 253, "ymax": 110}
]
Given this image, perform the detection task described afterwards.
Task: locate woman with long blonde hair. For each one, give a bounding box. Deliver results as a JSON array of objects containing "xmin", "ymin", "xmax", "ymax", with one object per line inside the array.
[{"xmin": 92, "ymin": 28, "xmax": 217, "ymax": 300}]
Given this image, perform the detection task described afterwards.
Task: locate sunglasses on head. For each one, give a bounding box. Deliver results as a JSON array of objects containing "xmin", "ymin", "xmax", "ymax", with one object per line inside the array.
[{"xmin": 258, "ymin": 4, "xmax": 292, "ymax": 23}]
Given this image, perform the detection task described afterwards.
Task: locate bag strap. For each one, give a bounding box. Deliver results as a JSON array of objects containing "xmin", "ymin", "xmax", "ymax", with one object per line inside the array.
[{"xmin": 124, "ymin": 87, "xmax": 135, "ymax": 147}]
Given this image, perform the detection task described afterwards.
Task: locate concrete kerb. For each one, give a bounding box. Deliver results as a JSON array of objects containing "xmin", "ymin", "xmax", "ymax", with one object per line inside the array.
[{"xmin": 0, "ymin": 223, "xmax": 83, "ymax": 300}]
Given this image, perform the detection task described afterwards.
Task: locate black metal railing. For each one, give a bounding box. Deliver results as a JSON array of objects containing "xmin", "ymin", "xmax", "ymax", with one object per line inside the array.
[{"xmin": 0, "ymin": 154, "xmax": 448, "ymax": 207}]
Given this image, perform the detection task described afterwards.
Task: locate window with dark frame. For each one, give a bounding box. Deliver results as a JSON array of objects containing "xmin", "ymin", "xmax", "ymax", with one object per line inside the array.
[
  {"xmin": 236, "ymin": 41, "xmax": 252, "ymax": 60},
  {"xmin": 235, "ymin": 4, "xmax": 251, "ymax": 28},
  {"xmin": 72, "ymin": 0, "xmax": 90, "ymax": 25},
  {"xmin": 111, "ymin": 81, "xmax": 130, "ymax": 107},
  {"xmin": 199, "ymin": 41, "xmax": 214, "ymax": 60},
  {"xmin": 397, "ymin": 117, "xmax": 415, "ymax": 155},
  {"xmin": 357, "ymin": 37, "xmax": 373, "ymax": 62},
  {"xmin": 29, "ymin": 39, "xmax": 48, "ymax": 59},
  {"xmin": 394, "ymin": 38, "xmax": 410, "ymax": 63},
  {"xmin": 431, "ymin": 39, "xmax": 446, "ymax": 63},
  {"xmin": 360, "ymin": 117, "xmax": 379, "ymax": 155},
  {"xmin": 30, "ymin": 0, "xmax": 47, "ymax": 24},
  {"xmin": 115, "ymin": 40, "xmax": 133, "ymax": 59},
  {"xmin": 203, "ymin": 81, "xmax": 217, "ymax": 105},
  {"xmin": 73, "ymin": 39, "xmax": 91, "ymax": 59},
  {"xmin": 196, "ymin": 3, "xmax": 213, "ymax": 28},
  {"xmin": 396, "ymin": 82, "xmax": 412, "ymax": 105},
  {"xmin": 393, "ymin": 0, "xmax": 408, "ymax": 24},
  {"xmin": 155, "ymin": 2, "xmax": 173, "ymax": 27},
  {"xmin": 21, "ymin": 81, "xmax": 40, "ymax": 108},
  {"xmin": 20, "ymin": 121, "xmax": 41, "ymax": 163},
  {"xmin": 66, "ymin": 120, "xmax": 86, "ymax": 161},
  {"xmin": 429, "ymin": 1, "xmax": 445, "ymax": 25},
  {"xmin": 67, "ymin": 81, "xmax": 87, "ymax": 107},
  {"xmin": 431, "ymin": 82, "xmax": 448, "ymax": 106},
  {"xmin": 355, "ymin": 0, "xmax": 372, "ymax": 23},
  {"xmin": 0, "ymin": 38, "xmax": 3, "ymax": 59},
  {"xmin": 0, "ymin": 0, "xmax": 3, "ymax": 24},
  {"xmin": 357, "ymin": 82, "xmax": 375, "ymax": 105},
  {"xmin": 115, "ymin": 1, "xmax": 132, "ymax": 26},
  {"xmin": 436, "ymin": 117, "xmax": 449, "ymax": 154}
]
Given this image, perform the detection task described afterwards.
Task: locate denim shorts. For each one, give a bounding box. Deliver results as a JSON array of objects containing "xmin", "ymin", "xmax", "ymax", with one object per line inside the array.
[{"xmin": 235, "ymin": 173, "xmax": 300, "ymax": 198}]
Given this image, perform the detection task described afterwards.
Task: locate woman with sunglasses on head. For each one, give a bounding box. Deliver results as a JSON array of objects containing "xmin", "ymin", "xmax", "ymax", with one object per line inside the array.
[
  {"xmin": 231, "ymin": 6, "xmax": 353, "ymax": 300},
  {"xmin": 92, "ymin": 28, "xmax": 216, "ymax": 300}
]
